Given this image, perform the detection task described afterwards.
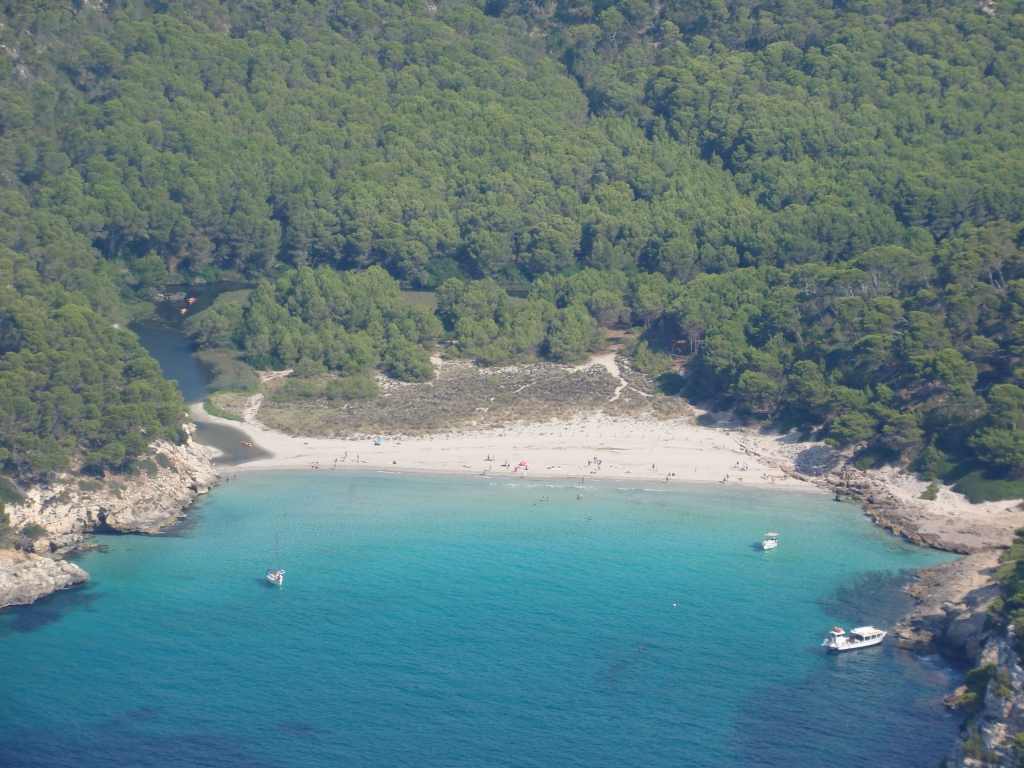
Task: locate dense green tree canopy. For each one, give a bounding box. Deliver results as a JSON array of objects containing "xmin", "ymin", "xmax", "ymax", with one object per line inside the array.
[
  {"xmin": 0, "ymin": 252, "xmax": 185, "ymax": 479},
  {"xmin": 2, "ymin": 0, "xmax": 1024, "ymax": 487},
  {"xmin": 190, "ymin": 265, "xmax": 443, "ymax": 379}
]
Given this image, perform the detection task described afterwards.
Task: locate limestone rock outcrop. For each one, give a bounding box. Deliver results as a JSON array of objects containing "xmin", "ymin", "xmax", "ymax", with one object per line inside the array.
[
  {"xmin": 896, "ymin": 552, "xmax": 1001, "ymax": 664},
  {"xmin": 6, "ymin": 437, "xmax": 219, "ymax": 545},
  {"xmin": 0, "ymin": 550, "xmax": 88, "ymax": 609},
  {"xmin": 945, "ymin": 636, "xmax": 1024, "ymax": 768},
  {"xmin": 0, "ymin": 434, "xmax": 219, "ymax": 609}
]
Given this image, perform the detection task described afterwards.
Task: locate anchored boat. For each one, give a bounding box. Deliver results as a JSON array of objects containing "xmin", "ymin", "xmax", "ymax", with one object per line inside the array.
[
  {"xmin": 266, "ymin": 527, "xmax": 285, "ymax": 586},
  {"xmin": 762, "ymin": 533, "xmax": 779, "ymax": 550},
  {"xmin": 822, "ymin": 626, "xmax": 886, "ymax": 651}
]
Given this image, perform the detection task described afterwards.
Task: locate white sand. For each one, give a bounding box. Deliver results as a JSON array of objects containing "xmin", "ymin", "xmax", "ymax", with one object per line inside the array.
[{"xmin": 191, "ymin": 402, "xmax": 812, "ymax": 491}]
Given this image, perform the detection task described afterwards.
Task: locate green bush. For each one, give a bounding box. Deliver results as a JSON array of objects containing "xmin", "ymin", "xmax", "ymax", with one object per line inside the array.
[
  {"xmin": 0, "ymin": 477, "xmax": 23, "ymax": 508},
  {"xmin": 631, "ymin": 342, "xmax": 673, "ymax": 377},
  {"xmin": 960, "ymin": 664, "xmax": 996, "ymax": 716},
  {"xmin": 961, "ymin": 728, "xmax": 996, "ymax": 762},
  {"xmin": 995, "ymin": 669, "xmax": 1013, "ymax": 699},
  {"xmin": 20, "ymin": 523, "xmax": 48, "ymax": 540},
  {"xmin": 656, "ymin": 372, "xmax": 685, "ymax": 396},
  {"xmin": 324, "ymin": 376, "xmax": 379, "ymax": 403},
  {"xmin": 133, "ymin": 459, "xmax": 159, "ymax": 477},
  {"xmin": 282, "ymin": 379, "xmax": 322, "ymax": 399},
  {"xmin": 914, "ymin": 445, "xmax": 951, "ymax": 482},
  {"xmin": 952, "ymin": 472, "xmax": 1024, "ymax": 505}
]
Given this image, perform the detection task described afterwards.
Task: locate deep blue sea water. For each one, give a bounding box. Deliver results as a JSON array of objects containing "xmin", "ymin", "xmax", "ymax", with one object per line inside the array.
[{"xmin": 0, "ymin": 473, "xmax": 960, "ymax": 767}]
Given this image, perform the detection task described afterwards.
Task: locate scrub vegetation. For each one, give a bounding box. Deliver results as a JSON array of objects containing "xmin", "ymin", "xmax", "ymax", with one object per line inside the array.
[{"xmin": 213, "ymin": 358, "xmax": 687, "ymax": 437}]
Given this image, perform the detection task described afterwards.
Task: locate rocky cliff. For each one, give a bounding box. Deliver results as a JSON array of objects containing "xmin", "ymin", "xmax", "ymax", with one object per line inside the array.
[
  {"xmin": 896, "ymin": 553, "xmax": 1002, "ymax": 665},
  {"xmin": 945, "ymin": 634, "xmax": 1024, "ymax": 768},
  {"xmin": 0, "ymin": 432, "xmax": 219, "ymax": 610}
]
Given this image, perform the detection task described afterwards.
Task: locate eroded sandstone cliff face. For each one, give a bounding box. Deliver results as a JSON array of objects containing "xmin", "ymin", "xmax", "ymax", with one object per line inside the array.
[{"xmin": 0, "ymin": 434, "xmax": 219, "ymax": 609}]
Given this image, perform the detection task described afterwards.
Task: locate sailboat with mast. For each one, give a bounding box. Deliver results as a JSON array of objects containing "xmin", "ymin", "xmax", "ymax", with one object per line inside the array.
[{"xmin": 266, "ymin": 527, "xmax": 285, "ymax": 586}]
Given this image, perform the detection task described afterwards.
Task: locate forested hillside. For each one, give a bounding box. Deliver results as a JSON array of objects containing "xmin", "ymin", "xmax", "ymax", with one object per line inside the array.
[
  {"xmin": 2, "ymin": 0, "xmax": 1024, "ymax": 492},
  {"xmin": 0, "ymin": 250, "xmax": 184, "ymax": 479}
]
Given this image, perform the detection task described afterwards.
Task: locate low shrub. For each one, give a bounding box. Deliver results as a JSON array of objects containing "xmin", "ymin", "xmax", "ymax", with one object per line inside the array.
[
  {"xmin": 203, "ymin": 397, "xmax": 244, "ymax": 422},
  {"xmin": 952, "ymin": 471, "xmax": 1024, "ymax": 504},
  {"xmin": 656, "ymin": 371, "xmax": 685, "ymax": 396},
  {"xmin": 194, "ymin": 349, "xmax": 259, "ymax": 393},
  {"xmin": 324, "ymin": 375, "xmax": 379, "ymax": 402},
  {"xmin": 0, "ymin": 477, "xmax": 22, "ymax": 506},
  {"xmin": 20, "ymin": 523, "xmax": 48, "ymax": 540},
  {"xmin": 282, "ymin": 379, "xmax": 323, "ymax": 399},
  {"xmin": 630, "ymin": 341, "xmax": 673, "ymax": 377},
  {"xmin": 131, "ymin": 458, "xmax": 159, "ymax": 477},
  {"xmin": 959, "ymin": 664, "xmax": 996, "ymax": 716}
]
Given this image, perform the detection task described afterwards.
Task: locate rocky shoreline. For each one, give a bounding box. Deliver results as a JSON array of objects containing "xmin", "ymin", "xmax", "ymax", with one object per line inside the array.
[
  {"xmin": 811, "ymin": 468, "xmax": 1016, "ymax": 652},
  {"xmin": 805, "ymin": 466, "xmax": 1024, "ymax": 766},
  {"xmin": 0, "ymin": 550, "xmax": 89, "ymax": 609},
  {"xmin": 0, "ymin": 429, "xmax": 219, "ymax": 610}
]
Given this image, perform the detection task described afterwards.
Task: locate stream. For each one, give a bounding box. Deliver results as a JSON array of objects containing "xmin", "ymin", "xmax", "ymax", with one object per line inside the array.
[{"xmin": 130, "ymin": 284, "xmax": 271, "ymax": 466}]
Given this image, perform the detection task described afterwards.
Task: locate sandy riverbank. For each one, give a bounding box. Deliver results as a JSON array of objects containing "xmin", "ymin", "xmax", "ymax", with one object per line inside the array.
[{"xmin": 191, "ymin": 402, "xmax": 810, "ymax": 490}]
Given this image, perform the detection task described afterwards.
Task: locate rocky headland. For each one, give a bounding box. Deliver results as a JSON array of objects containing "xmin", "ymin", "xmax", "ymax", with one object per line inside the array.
[
  {"xmin": 0, "ymin": 549, "xmax": 89, "ymax": 608},
  {"xmin": 0, "ymin": 431, "xmax": 219, "ymax": 610},
  {"xmin": 797, "ymin": 460, "xmax": 1024, "ymax": 766}
]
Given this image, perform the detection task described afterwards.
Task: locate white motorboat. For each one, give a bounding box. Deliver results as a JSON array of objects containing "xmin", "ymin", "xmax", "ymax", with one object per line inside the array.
[
  {"xmin": 762, "ymin": 533, "xmax": 779, "ymax": 550},
  {"xmin": 266, "ymin": 527, "xmax": 285, "ymax": 586},
  {"xmin": 822, "ymin": 626, "xmax": 886, "ymax": 651}
]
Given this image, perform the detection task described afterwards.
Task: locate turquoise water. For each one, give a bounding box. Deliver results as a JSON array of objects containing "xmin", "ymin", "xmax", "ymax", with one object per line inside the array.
[{"xmin": 0, "ymin": 473, "xmax": 959, "ymax": 767}]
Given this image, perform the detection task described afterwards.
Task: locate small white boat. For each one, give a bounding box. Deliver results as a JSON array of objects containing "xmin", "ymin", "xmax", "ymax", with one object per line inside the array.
[
  {"xmin": 266, "ymin": 527, "xmax": 284, "ymax": 586},
  {"xmin": 822, "ymin": 626, "xmax": 886, "ymax": 651},
  {"xmin": 762, "ymin": 533, "xmax": 779, "ymax": 550}
]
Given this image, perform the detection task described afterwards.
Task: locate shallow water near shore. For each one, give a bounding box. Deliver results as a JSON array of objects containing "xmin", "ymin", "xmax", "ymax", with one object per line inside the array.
[{"xmin": 0, "ymin": 473, "xmax": 959, "ymax": 767}]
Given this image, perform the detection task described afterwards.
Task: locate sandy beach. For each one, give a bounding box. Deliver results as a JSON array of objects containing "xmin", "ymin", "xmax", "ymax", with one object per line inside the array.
[
  {"xmin": 191, "ymin": 402, "xmax": 811, "ymax": 491},
  {"xmin": 191, "ymin": 375, "xmax": 1024, "ymax": 558}
]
